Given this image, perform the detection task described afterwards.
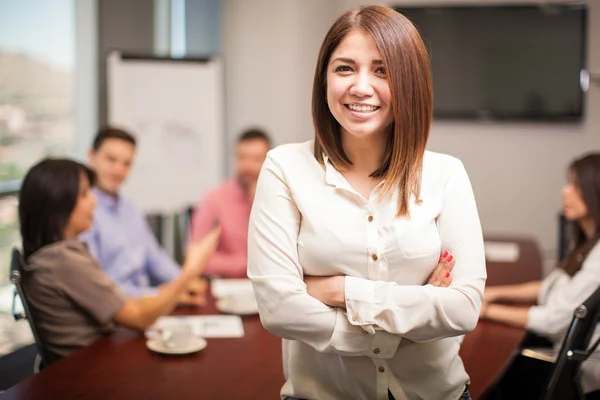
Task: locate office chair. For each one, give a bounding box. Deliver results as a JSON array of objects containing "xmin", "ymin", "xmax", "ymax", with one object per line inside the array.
[
  {"xmin": 10, "ymin": 247, "xmax": 49, "ymax": 370},
  {"xmin": 522, "ymin": 285, "xmax": 600, "ymax": 400},
  {"xmin": 543, "ymin": 284, "xmax": 600, "ymax": 399}
]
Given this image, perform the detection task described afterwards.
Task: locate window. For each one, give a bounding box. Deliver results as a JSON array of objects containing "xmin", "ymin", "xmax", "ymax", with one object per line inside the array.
[{"xmin": 0, "ymin": 0, "xmax": 76, "ymax": 356}]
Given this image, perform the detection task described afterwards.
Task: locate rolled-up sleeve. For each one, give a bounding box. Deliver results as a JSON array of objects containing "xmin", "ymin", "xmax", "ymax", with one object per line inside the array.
[
  {"xmin": 248, "ymin": 155, "xmax": 401, "ymax": 358},
  {"xmin": 344, "ymin": 158, "xmax": 487, "ymax": 342}
]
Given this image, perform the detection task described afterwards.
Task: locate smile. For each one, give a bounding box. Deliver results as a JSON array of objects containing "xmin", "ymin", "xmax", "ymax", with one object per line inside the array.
[{"xmin": 345, "ymin": 104, "xmax": 380, "ymax": 113}]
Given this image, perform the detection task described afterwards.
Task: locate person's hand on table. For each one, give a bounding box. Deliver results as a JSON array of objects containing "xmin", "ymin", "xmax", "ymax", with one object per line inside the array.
[
  {"xmin": 177, "ymin": 290, "xmax": 206, "ymax": 307},
  {"xmin": 480, "ymin": 288, "xmax": 499, "ymax": 320},
  {"xmin": 479, "ymin": 301, "xmax": 488, "ymax": 319},
  {"xmin": 483, "ymin": 286, "xmax": 502, "ymax": 304},
  {"xmin": 179, "ymin": 276, "xmax": 208, "ymax": 306},
  {"xmin": 157, "ymin": 276, "xmax": 207, "ymax": 307}
]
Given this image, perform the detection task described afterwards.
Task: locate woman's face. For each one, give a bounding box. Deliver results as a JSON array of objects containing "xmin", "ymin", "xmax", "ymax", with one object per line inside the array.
[
  {"xmin": 562, "ymin": 171, "xmax": 589, "ymax": 222},
  {"xmin": 64, "ymin": 173, "xmax": 97, "ymax": 237},
  {"xmin": 326, "ymin": 29, "xmax": 394, "ymax": 141}
]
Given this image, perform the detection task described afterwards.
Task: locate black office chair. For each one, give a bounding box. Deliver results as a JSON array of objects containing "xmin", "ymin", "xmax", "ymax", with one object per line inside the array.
[
  {"xmin": 10, "ymin": 247, "xmax": 49, "ymax": 370},
  {"xmin": 528, "ymin": 285, "xmax": 600, "ymax": 400}
]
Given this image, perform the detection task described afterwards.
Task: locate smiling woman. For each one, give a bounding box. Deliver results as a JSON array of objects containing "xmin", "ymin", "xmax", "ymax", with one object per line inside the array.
[
  {"xmin": 248, "ymin": 5, "xmax": 483, "ymax": 400},
  {"xmin": 326, "ymin": 31, "xmax": 393, "ymax": 138},
  {"xmin": 312, "ymin": 6, "xmax": 432, "ymax": 215}
]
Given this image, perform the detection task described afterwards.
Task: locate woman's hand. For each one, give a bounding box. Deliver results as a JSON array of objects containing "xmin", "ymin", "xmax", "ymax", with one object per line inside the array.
[
  {"xmin": 304, "ymin": 251, "xmax": 455, "ymax": 308},
  {"xmin": 180, "ymin": 277, "xmax": 208, "ymax": 306},
  {"xmin": 183, "ymin": 226, "xmax": 221, "ymax": 275},
  {"xmin": 479, "ymin": 300, "xmax": 490, "ymax": 319},
  {"xmin": 304, "ymin": 275, "xmax": 346, "ymax": 308},
  {"xmin": 427, "ymin": 251, "xmax": 455, "ymax": 287},
  {"xmin": 484, "ymin": 286, "xmax": 502, "ymax": 304}
]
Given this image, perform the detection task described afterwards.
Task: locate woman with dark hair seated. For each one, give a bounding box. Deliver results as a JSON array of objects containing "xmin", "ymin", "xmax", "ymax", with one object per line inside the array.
[
  {"xmin": 18, "ymin": 158, "xmax": 220, "ymax": 364},
  {"xmin": 481, "ymin": 153, "xmax": 600, "ymax": 399}
]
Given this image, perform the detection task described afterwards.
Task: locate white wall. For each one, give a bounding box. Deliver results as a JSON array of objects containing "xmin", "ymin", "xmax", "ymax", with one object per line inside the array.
[
  {"xmin": 223, "ymin": 0, "xmax": 600, "ymax": 270},
  {"xmin": 222, "ymin": 0, "xmax": 352, "ymax": 149}
]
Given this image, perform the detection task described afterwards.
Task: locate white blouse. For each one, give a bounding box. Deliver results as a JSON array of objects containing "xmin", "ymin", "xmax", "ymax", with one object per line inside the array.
[
  {"xmin": 248, "ymin": 141, "xmax": 486, "ymax": 400},
  {"xmin": 527, "ymin": 242, "xmax": 600, "ymax": 393}
]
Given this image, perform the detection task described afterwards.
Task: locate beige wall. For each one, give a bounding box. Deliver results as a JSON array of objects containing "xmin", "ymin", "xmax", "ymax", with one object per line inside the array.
[
  {"xmin": 222, "ymin": 0, "xmax": 347, "ymax": 149},
  {"xmin": 223, "ymin": 0, "xmax": 599, "ymax": 270}
]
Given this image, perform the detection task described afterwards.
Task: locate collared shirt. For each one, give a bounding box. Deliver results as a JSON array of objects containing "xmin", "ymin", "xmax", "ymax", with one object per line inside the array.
[
  {"xmin": 190, "ymin": 177, "xmax": 252, "ymax": 278},
  {"xmin": 24, "ymin": 240, "xmax": 126, "ymax": 362},
  {"xmin": 79, "ymin": 188, "xmax": 180, "ymax": 297},
  {"xmin": 527, "ymin": 242, "xmax": 600, "ymax": 393},
  {"xmin": 247, "ymin": 141, "xmax": 486, "ymax": 400}
]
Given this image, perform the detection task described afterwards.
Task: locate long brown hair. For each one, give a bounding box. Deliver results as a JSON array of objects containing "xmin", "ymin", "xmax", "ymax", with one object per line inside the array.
[
  {"xmin": 312, "ymin": 5, "xmax": 432, "ymax": 217},
  {"xmin": 560, "ymin": 153, "xmax": 600, "ymax": 276}
]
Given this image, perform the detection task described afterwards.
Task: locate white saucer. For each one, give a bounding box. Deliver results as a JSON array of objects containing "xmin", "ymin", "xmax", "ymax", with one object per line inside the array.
[
  {"xmin": 215, "ymin": 298, "xmax": 258, "ymax": 316},
  {"xmin": 146, "ymin": 337, "xmax": 207, "ymax": 355}
]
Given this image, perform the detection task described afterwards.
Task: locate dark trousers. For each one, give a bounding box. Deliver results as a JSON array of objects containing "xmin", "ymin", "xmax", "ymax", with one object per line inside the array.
[{"xmin": 483, "ymin": 354, "xmax": 554, "ymax": 400}]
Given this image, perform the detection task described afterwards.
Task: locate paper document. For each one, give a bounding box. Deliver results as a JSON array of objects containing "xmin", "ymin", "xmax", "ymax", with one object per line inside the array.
[
  {"xmin": 152, "ymin": 315, "xmax": 245, "ymax": 338},
  {"xmin": 484, "ymin": 241, "xmax": 520, "ymax": 263},
  {"xmin": 522, "ymin": 347, "xmax": 600, "ymax": 364}
]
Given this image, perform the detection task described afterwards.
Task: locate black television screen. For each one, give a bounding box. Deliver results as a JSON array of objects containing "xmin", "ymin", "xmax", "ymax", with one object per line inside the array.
[{"xmin": 396, "ymin": 5, "xmax": 587, "ymax": 122}]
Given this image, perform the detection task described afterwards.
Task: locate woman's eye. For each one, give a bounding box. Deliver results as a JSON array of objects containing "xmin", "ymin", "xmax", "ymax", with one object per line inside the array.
[
  {"xmin": 334, "ymin": 65, "xmax": 352, "ymax": 72},
  {"xmin": 375, "ymin": 66, "xmax": 386, "ymax": 75}
]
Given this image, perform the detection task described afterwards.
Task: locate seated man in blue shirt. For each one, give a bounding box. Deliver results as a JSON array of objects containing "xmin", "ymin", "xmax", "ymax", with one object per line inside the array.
[{"xmin": 80, "ymin": 127, "xmax": 208, "ymax": 304}]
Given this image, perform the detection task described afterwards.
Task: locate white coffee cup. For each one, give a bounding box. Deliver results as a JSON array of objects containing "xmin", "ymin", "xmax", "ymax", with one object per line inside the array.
[
  {"xmin": 160, "ymin": 322, "xmax": 193, "ymax": 349},
  {"xmin": 218, "ymin": 292, "xmax": 258, "ymax": 314}
]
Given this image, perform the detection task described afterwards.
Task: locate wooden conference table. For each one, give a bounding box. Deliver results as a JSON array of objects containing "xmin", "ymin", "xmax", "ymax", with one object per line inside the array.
[{"xmin": 1, "ymin": 238, "xmax": 543, "ymax": 400}]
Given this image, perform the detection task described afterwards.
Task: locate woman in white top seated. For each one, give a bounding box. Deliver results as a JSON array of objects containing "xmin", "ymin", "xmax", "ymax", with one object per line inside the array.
[
  {"xmin": 247, "ymin": 5, "xmax": 485, "ymax": 400},
  {"xmin": 481, "ymin": 153, "xmax": 600, "ymax": 399}
]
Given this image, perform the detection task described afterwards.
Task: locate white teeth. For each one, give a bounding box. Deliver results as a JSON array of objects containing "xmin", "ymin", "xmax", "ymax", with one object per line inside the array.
[{"xmin": 347, "ymin": 104, "xmax": 378, "ymax": 112}]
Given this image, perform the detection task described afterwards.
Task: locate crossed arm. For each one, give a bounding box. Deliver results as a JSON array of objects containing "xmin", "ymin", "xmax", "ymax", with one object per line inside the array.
[{"xmin": 248, "ymin": 156, "xmax": 486, "ymax": 358}]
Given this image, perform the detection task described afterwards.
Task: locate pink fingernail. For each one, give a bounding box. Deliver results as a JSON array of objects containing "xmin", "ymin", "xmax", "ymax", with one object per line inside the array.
[
  {"xmin": 445, "ymin": 272, "xmax": 450, "ymax": 278},
  {"xmin": 443, "ymin": 251, "xmax": 448, "ymax": 258},
  {"xmin": 448, "ymin": 255, "xmax": 453, "ymax": 262}
]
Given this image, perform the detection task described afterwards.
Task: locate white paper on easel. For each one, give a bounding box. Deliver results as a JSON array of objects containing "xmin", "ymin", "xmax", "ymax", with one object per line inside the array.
[
  {"xmin": 484, "ymin": 241, "xmax": 520, "ymax": 262},
  {"xmin": 154, "ymin": 315, "xmax": 245, "ymax": 338},
  {"xmin": 107, "ymin": 52, "xmax": 225, "ymax": 214}
]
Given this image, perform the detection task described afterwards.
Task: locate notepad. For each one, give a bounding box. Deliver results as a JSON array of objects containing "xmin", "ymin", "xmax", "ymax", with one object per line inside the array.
[
  {"xmin": 152, "ymin": 315, "xmax": 245, "ymax": 338},
  {"xmin": 484, "ymin": 241, "xmax": 520, "ymax": 263}
]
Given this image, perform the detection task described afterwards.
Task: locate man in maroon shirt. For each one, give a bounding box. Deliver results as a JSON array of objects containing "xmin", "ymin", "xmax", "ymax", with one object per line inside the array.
[{"xmin": 190, "ymin": 129, "xmax": 271, "ymax": 278}]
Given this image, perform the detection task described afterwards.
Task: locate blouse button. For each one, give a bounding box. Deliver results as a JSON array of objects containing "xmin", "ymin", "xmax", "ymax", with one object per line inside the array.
[
  {"xmin": 368, "ymin": 216, "xmax": 374, "ymax": 222},
  {"xmin": 371, "ymin": 254, "xmax": 378, "ymax": 261},
  {"xmin": 373, "ymin": 348, "xmax": 380, "ymax": 354},
  {"xmin": 378, "ymin": 366, "xmax": 385, "ymax": 373},
  {"xmin": 352, "ymin": 313, "xmax": 358, "ymax": 321}
]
